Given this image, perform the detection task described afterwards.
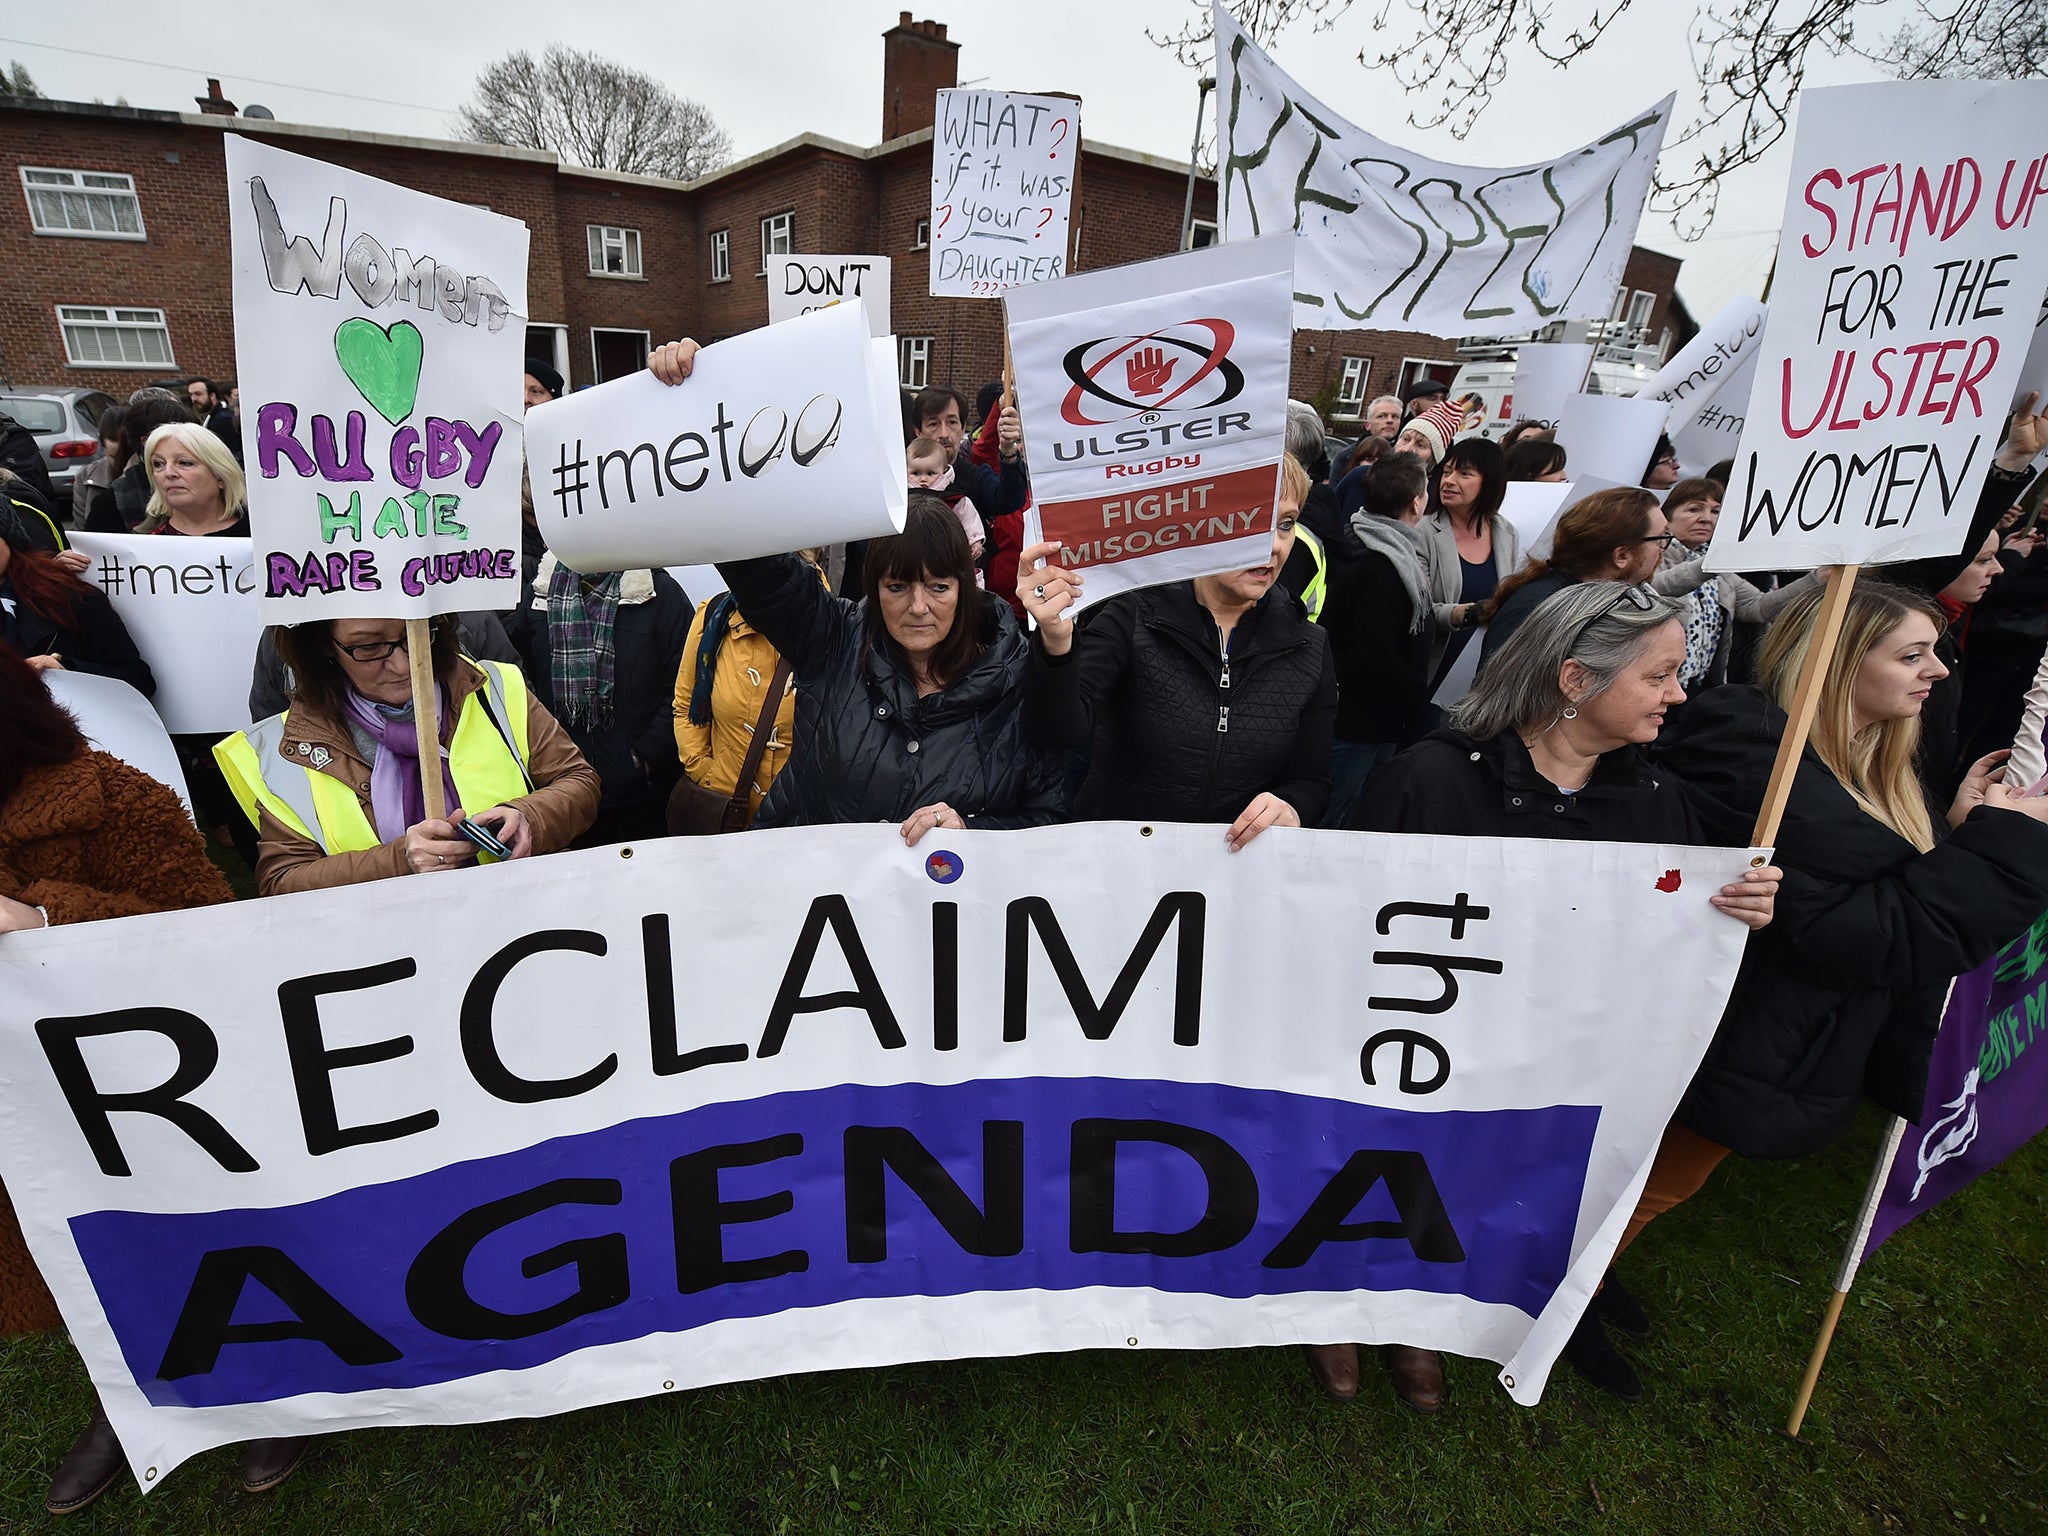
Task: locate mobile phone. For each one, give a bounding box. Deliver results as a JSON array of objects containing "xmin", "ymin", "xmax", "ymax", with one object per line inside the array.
[{"xmin": 457, "ymin": 817, "xmax": 512, "ymax": 859}]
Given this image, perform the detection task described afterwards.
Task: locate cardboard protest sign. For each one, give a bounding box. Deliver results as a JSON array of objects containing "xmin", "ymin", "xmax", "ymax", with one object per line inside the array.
[
  {"xmin": 1638, "ymin": 298, "xmax": 1770, "ymax": 437},
  {"xmin": 1006, "ymin": 237, "xmax": 1294, "ymax": 607},
  {"xmin": 1671, "ymin": 347, "xmax": 1760, "ymax": 479},
  {"xmin": 1706, "ymin": 80, "xmax": 2048, "ymax": 573},
  {"xmin": 1214, "ymin": 5, "xmax": 1670, "ymax": 335},
  {"xmin": 523, "ymin": 302, "xmax": 906, "ymax": 571},
  {"xmin": 767, "ymin": 254, "xmax": 892, "ymax": 338},
  {"xmin": 226, "ymin": 134, "xmax": 528, "ymax": 621},
  {"xmin": 930, "ymin": 90, "xmax": 1078, "ymax": 297},
  {"xmin": 42, "ymin": 669, "xmax": 192, "ymax": 817},
  {"xmin": 0, "ymin": 820, "xmax": 1754, "ymax": 1482},
  {"xmin": 2017, "ymin": 290, "xmax": 2048, "ymax": 412},
  {"xmin": 68, "ymin": 533, "xmax": 261, "ymax": 734},
  {"xmin": 1507, "ymin": 345, "xmax": 1594, "ymax": 430},
  {"xmin": 1551, "ymin": 393, "xmax": 1671, "ymax": 488}
]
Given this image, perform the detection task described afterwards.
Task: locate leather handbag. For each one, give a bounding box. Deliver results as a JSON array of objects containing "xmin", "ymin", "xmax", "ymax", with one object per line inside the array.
[{"xmin": 665, "ymin": 657, "xmax": 793, "ymax": 835}]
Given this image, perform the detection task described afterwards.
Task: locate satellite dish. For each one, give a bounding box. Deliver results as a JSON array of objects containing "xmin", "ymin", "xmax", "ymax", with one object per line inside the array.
[{"xmin": 243, "ymin": 104, "xmax": 275, "ymax": 120}]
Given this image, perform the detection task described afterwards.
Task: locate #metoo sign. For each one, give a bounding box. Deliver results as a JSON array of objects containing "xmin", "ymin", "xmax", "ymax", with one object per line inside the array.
[
  {"xmin": 1007, "ymin": 237, "xmax": 1295, "ymax": 607},
  {"xmin": 930, "ymin": 90, "xmax": 1078, "ymax": 298},
  {"xmin": 766, "ymin": 255, "xmax": 892, "ymax": 338},
  {"xmin": 1708, "ymin": 80, "xmax": 2048, "ymax": 572},
  {"xmin": 226, "ymin": 135, "xmax": 529, "ymax": 619}
]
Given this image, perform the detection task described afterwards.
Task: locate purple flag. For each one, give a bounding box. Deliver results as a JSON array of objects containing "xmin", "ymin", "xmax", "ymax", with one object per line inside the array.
[{"xmin": 1864, "ymin": 910, "xmax": 2048, "ymax": 1258}]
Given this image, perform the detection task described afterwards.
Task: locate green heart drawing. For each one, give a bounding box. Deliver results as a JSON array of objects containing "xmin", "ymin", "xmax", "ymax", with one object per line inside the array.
[{"xmin": 333, "ymin": 318, "xmax": 424, "ymax": 425}]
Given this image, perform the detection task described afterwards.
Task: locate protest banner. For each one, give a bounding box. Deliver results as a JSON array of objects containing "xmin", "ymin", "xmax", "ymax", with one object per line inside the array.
[
  {"xmin": 42, "ymin": 669, "xmax": 192, "ymax": 818},
  {"xmin": 1551, "ymin": 394, "xmax": 1671, "ymax": 489},
  {"xmin": 1505, "ymin": 344, "xmax": 1595, "ymax": 430},
  {"xmin": 2017, "ymin": 290, "xmax": 2048, "ymax": 412},
  {"xmin": 930, "ymin": 90, "xmax": 1078, "ymax": 299},
  {"xmin": 1705, "ymin": 79, "xmax": 2048, "ymax": 575},
  {"xmin": 1006, "ymin": 237, "xmax": 1294, "ymax": 608},
  {"xmin": 522, "ymin": 303, "xmax": 907, "ymax": 572},
  {"xmin": 1637, "ymin": 298, "xmax": 1770, "ymax": 438},
  {"xmin": 1212, "ymin": 6, "xmax": 1670, "ymax": 336},
  {"xmin": 1671, "ymin": 347, "xmax": 1759, "ymax": 479},
  {"xmin": 0, "ymin": 821, "xmax": 1754, "ymax": 1484},
  {"xmin": 68, "ymin": 533, "xmax": 262, "ymax": 735},
  {"xmin": 767, "ymin": 254, "xmax": 892, "ymax": 338},
  {"xmin": 226, "ymin": 134, "xmax": 529, "ymax": 622}
]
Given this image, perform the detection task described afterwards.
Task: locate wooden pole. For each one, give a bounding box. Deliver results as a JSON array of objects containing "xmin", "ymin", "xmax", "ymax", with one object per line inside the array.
[
  {"xmin": 1748, "ymin": 563, "xmax": 1861, "ymax": 848},
  {"xmin": 405, "ymin": 616, "xmax": 446, "ymax": 824},
  {"xmin": 1785, "ymin": 1115, "xmax": 1908, "ymax": 1437},
  {"xmin": 1001, "ymin": 321, "xmax": 1016, "ymax": 408}
]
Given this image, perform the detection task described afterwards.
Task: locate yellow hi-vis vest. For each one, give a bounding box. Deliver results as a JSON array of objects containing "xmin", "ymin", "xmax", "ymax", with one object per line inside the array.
[
  {"xmin": 214, "ymin": 660, "xmax": 532, "ymax": 858},
  {"xmin": 1295, "ymin": 523, "xmax": 1328, "ymax": 624}
]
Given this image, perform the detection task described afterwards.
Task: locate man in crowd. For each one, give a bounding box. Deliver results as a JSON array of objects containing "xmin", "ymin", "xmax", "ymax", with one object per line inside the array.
[
  {"xmin": 1402, "ymin": 377, "xmax": 1449, "ymax": 422},
  {"xmin": 186, "ymin": 377, "xmax": 242, "ymax": 463},
  {"xmin": 913, "ymin": 384, "xmax": 1028, "ymax": 527},
  {"xmin": 1364, "ymin": 393, "xmax": 1403, "ymax": 442}
]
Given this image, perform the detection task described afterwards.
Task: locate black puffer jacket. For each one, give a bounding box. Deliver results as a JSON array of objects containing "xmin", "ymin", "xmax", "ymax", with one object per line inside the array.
[
  {"xmin": 1024, "ymin": 580, "xmax": 1335, "ymax": 825},
  {"xmin": 720, "ymin": 553, "xmax": 1066, "ymax": 830},
  {"xmin": 1658, "ymin": 685, "xmax": 2048, "ymax": 1158}
]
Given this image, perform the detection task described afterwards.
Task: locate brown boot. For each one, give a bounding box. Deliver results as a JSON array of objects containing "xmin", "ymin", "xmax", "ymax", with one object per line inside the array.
[
  {"xmin": 47, "ymin": 1401, "xmax": 125, "ymax": 1515},
  {"xmin": 1303, "ymin": 1343, "xmax": 1360, "ymax": 1401},
  {"xmin": 1385, "ymin": 1345, "xmax": 1445, "ymax": 1414},
  {"xmin": 237, "ymin": 1436, "xmax": 309, "ymax": 1494}
]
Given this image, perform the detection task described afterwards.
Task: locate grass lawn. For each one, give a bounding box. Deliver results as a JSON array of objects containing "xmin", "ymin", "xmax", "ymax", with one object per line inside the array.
[{"xmin": 0, "ymin": 1107, "xmax": 2038, "ymax": 1534}]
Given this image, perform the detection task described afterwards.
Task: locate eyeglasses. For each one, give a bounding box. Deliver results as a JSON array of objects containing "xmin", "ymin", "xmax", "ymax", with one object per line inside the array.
[
  {"xmin": 1638, "ymin": 532, "xmax": 1678, "ymax": 548},
  {"xmin": 332, "ymin": 635, "xmax": 409, "ymax": 663},
  {"xmin": 1567, "ymin": 582, "xmax": 1658, "ymax": 651}
]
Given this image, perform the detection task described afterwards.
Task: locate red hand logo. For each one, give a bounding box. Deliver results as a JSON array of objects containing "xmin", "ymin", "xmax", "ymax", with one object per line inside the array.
[
  {"xmin": 1126, "ymin": 346, "xmax": 1176, "ymax": 398},
  {"xmin": 1654, "ymin": 869, "xmax": 1682, "ymax": 892}
]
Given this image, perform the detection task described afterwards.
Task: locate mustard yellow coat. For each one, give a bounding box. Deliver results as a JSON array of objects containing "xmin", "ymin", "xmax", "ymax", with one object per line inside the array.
[{"xmin": 672, "ymin": 603, "xmax": 797, "ymax": 818}]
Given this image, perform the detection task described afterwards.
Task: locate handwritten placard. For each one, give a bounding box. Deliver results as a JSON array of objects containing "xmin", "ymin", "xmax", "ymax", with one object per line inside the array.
[
  {"xmin": 930, "ymin": 90, "xmax": 1078, "ymax": 298},
  {"xmin": 766, "ymin": 254, "xmax": 892, "ymax": 338},
  {"xmin": 226, "ymin": 134, "xmax": 528, "ymax": 620}
]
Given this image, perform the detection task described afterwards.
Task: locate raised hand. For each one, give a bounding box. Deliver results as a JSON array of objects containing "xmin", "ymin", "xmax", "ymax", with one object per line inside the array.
[{"xmin": 1017, "ymin": 540, "xmax": 1082, "ymax": 654}]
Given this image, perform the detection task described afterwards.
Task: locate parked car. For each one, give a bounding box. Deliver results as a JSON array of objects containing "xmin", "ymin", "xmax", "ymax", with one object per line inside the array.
[{"xmin": 0, "ymin": 388, "xmax": 116, "ymax": 499}]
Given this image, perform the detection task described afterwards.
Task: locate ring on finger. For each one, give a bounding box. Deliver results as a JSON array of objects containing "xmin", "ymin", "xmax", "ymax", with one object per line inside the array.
[{"xmin": 1033, "ymin": 585, "xmax": 1046, "ymax": 599}]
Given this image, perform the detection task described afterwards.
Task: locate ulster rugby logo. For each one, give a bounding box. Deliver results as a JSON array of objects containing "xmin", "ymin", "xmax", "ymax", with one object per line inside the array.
[{"xmin": 1060, "ymin": 321, "xmax": 1244, "ymax": 425}]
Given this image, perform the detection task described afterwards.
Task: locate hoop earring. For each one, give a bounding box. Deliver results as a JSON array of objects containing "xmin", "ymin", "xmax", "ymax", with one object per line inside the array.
[{"xmin": 1561, "ymin": 706, "xmax": 1579, "ymax": 720}]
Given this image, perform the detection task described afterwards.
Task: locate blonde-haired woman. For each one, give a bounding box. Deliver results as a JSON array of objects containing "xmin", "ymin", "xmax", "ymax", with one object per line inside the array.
[
  {"xmin": 1600, "ymin": 579, "xmax": 2048, "ymax": 1394},
  {"xmin": 139, "ymin": 420, "xmax": 247, "ymax": 537}
]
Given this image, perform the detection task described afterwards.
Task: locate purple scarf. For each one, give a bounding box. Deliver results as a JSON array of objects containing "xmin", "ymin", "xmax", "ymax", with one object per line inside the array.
[{"xmin": 344, "ymin": 685, "xmax": 462, "ymax": 841}]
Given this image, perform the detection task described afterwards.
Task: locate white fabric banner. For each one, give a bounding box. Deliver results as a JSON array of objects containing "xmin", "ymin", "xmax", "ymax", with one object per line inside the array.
[
  {"xmin": 42, "ymin": 669, "xmax": 193, "ymax": 818},
  {"xmin": 1636, "ymin": 298, "xmax": 1770, "ymax": 438},
  {"xmin": 1213, "ymin": 6, "xmax": 1670, "ymax": 335},
  {"xmin": 68, "ymin": 533, "xmax": 261, "ymax": 735},
  {"xmin": 226, "ymin": 135, "xmax": 529, "ymax": 622},
  {"xmin": 1707, "ymin": 80, "xmax": 2048, "ymax": 573},
  {"xmin": 522, "ymin": 304, "xmax": 907, "ymax": 572},
  {"xmin": 930, "ymin": 91, "xmax": 1078, "ymax": 298},
  {"xmin": 0, "ymin": 823, "xmax": 1753, "ymax": 1487},
  {"xmin": 1505, "ymin": 344, "xmax": 1594, "ymax": 430},
  {"xmin": 1007, "ymin": 237, "xmax": 1295, "ymax": 608},
  {"xmin": 767, "ymin": 255, "xmax": 892, "ymax": 338}
]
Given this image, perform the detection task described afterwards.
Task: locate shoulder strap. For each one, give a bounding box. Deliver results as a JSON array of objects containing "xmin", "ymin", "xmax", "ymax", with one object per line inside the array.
[{"xmin": 725, "ymin": 655, "xmax": 793, "ymax": 824}]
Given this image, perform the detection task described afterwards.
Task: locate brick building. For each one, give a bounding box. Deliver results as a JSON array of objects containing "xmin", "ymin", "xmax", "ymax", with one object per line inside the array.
[{"xmin": 0, "ymin": 13, "xmax": 1682, "ymax": 425}]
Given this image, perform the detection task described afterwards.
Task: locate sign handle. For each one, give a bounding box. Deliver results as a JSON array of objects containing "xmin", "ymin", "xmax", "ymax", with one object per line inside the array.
[
  {"xmin": 1001, "ymin": 322, "xmax": 1016, "ymax": 409},
  {"xmin": 1785, "ymin": 1114, "xmax": 1908, "ymax": 1437},
  {"xmin": 406, "ymin": 616, "xmax": 447, "ymax": 824},
  {"xmin": 1749, "ymin": 564, "xmax": 1860, "ymax": 848}
]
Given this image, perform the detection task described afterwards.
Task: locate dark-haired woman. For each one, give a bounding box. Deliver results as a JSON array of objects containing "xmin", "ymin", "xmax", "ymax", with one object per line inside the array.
[
  {"xmin": 1503, "ymin": 437, "xmax": 1567, "ymax": 483},
  {"xmin": 0, "ymin": 503, "xmax": 153, "ymax": 694},
  {"xmin": 70, "ymin": 404, "xmax": 125, "ymax": 529},
  {"xmin": 1419, "ymin": 435, "xmax": 1519, "ymax": 687},
  {"xmin": 214, "ymin": 615, "xmax": 600, "ymax": 896},
  {"xmin": 1479, "ymin": 487, "xmax": 1668, "ymax": 666},
  {"xmin": 648, "ymin": 340, "xmax": 1065, "ymax": 839},
  {"xmin": 0, "ymin": 640, "xmax": 239, "ymax": 1512}
]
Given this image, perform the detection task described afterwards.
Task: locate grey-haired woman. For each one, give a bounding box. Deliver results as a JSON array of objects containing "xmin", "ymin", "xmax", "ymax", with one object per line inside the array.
[{"xmin": 1340, "ymin": 582, "xmax": 1781, "ymax": 1410}]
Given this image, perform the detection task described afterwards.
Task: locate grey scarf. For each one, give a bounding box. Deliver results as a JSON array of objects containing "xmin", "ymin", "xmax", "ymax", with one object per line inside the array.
[{"xmin": 1347, "ymin": 513, "xmax": 1431, "ymax": 633}]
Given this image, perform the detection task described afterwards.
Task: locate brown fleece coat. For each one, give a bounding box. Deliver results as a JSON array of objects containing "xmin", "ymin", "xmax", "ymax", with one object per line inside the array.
[
  {"xmin": 0, "ymin": 750, "xmax": 234, "ymax": 1333},
  {"xmin": 250, "ymin": 658, "xmax": 602, "ymax": 896}
]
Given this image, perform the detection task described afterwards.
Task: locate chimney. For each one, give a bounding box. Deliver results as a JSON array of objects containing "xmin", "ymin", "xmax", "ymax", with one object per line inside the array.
[
  {"xmin": 882, "ymin": 15, "xmax": 958, "ymax": 142},
  {"xmin": 195, "ymin": 78, "xmax": 239, "ymax": 116}
]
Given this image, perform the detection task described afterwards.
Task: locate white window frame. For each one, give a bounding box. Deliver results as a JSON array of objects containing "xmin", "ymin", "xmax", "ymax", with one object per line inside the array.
[
  {"xmin": 526, "ymin": 323, "xmax": 570, "ymax": 386},
  {"xmin": 21, "ymin": 167, "xmax": 146, "ymax": 240},
  {"xmin": 1397, "ymin": 357, "xmax": 1454, "ymax": 397},
  {"xmin": 1626, "ymin": 290, "xmax": 1656, "ymax": 330},
  {"xmin": 709, "ymin": 228, "xmax": 730, "ymax": 283},
  {"xmin": 589, "ymin": 327, "xmax": 652, "ymax": 383},
  {"xmin": 1336, "ymin": 356, "xmax": 1369, "ymax": 413},
  {"xmin": 760, "ymin": 211, "xmax": 794, "ymax": 274},
  {"xmin": 898, "ymin": 336, "xmax": 933, "ymax": 391},
  {"xmin": 1187, "ymin": 219, "xmax": 1219, "ymax": 250},
  {"xmin": 912, "ymin": 217, "xmax": 930, "ymax": 250},
  {"xmin": 1609, "ymin": 287, "xmax": 1631, "ymax": 323},
  {"xmin": 56, "ymin": 305, "xmax": 175, "ymax": 368},
  {"xmin": 586, "ymin": 224, "xmax": 643, "ymax": 278}
]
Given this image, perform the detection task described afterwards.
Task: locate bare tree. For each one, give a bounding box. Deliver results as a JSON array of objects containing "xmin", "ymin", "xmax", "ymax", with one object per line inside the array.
[
  {"xmin": 5, "ymin": 61, "xmax": 44, "ymax": 98},
  {"xmin": 455, "ymin": 46, "xmax": 732, "ymax": 182},
  {"xmin": 1154, "ymin": 1, "xmax": 2047, "ymax": 233}
]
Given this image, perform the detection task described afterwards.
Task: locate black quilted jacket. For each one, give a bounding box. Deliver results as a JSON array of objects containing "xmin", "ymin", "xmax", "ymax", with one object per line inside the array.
[
  {"xmin": 718, "ymin": 554, "xmax": 1067, "ymax": 830},
  {"xmin": 1024, "ymin": 581, "xmax": 1336, "ymax": 825}
]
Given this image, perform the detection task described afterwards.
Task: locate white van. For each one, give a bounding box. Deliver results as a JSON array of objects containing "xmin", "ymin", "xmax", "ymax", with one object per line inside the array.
[{"xmin": 1448, "ymin": 348, "xmax": 1665, "ymax": 440}]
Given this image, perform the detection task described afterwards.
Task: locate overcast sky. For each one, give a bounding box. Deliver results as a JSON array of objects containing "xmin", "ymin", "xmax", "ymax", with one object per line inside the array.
[{"xmin": 5, "ymin": 0, "xmax": 1903, "ymax": 323}]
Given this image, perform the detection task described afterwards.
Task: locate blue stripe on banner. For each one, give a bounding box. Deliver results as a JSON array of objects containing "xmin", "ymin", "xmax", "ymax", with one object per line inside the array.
[{"xmin": 70, "ymin": 1078, "xmax": 1597, "ymax": 1408}]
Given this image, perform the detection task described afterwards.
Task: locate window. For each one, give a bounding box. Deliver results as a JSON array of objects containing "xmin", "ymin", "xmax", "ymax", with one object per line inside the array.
[
  {"xmin": 1336, "ymin": 357, "xmax": 1369, "ymax": 413},
  {"xmin": 1626, "ymin": 290, "xmax": 1656, "ymax": 330},
  {"xmin": 22, "ymin": 167, "xmax": 145, "ymax": 239},
  {"xmin": 586, "ymin": 224, "xmax": 642, "ymax": 278},
  {"xmin": 760, "ymin": 211, "xmax": 794, "ymax": 273},
  {"xmin": 913, "ymin": 217, "xmax": 929, "ymax": 250},
  {"xmin": 1609, "ymin": 287, "xmax": 1631, "ymax": 323},
  {"xmin": 1188, "ymin": 219, "xmax": 1219, "ymax": 250},
  {"xmin": 57, "ymin": 305, "xmax": 174, "ymax": 367},
  {"xmin": 710, "ymin": 228, "xmax": 730, "ymax": 282},
  {"xmin": 899, "ymin": 336, "xmax": 933, "ymax": 390},
  {"xmin": 1397, "ymin": 357, "xmax": 1455, "ymax": 397}
]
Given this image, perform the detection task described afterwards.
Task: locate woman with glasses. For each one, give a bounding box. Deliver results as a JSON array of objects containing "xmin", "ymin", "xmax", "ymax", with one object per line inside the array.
[
  {"xmin": 1479, "ymin": 487, "xmax": 1672, "ymax": 669},
  {"xmin": 215, "ymin": 616, "xmax": 600, "ymax": 897},
  {"xmin": 1346, "ymin": 582, "xmax": 1782, "ymax": 1408}
]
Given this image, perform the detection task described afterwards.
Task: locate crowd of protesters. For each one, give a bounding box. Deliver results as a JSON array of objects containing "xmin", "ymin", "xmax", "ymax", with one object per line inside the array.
[{"xmin": 5, "ymin": 351, "xmax": 2048, "ymax": 1512}]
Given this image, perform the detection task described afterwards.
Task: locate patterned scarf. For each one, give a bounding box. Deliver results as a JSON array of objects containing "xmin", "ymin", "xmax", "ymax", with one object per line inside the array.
[
  {"xmin": 1680, "ymin": 578, "xmax": 1725, "ymax": 688},
  {"xmin": 547, "ymin": 563, "xmax": 622, "ymax": 729}
]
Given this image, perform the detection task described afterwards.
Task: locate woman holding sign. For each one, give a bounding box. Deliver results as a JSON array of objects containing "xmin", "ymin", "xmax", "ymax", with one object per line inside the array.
[{"xmin": 215, "ymin": 614, "xmax": 600, "ymax": 896}]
